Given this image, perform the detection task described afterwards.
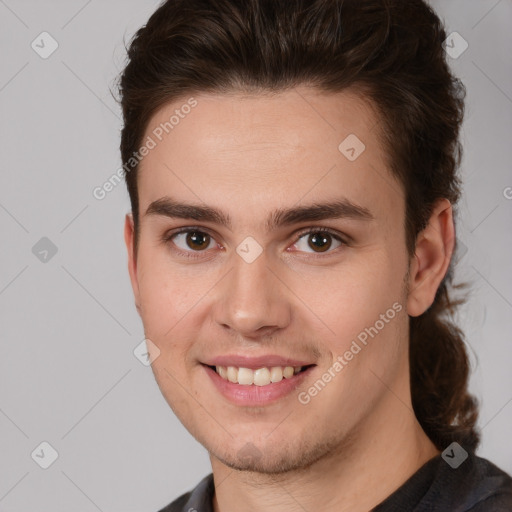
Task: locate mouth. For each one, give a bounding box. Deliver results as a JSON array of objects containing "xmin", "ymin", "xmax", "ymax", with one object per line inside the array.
[
  {"xmin": 206, "ymin": 364, "xmax": 315, "ymax": 386},
  {"xmin": 201, "ymin": 362, "xmax": 317, "ymax": 406}
]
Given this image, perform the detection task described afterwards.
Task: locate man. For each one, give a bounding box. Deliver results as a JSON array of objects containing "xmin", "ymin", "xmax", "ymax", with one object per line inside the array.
[{"xmin": 118, "ymin": 0, "xmax": 512, "ymax": 510}]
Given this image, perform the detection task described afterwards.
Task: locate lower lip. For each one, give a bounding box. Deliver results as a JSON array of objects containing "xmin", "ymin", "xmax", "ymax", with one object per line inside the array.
[{"xmin": 203, "ymin": 365, "xmax": 315, "ymax": 406}]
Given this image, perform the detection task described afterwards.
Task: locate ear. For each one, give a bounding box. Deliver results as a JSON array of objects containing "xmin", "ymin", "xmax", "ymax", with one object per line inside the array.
[
  {"xmin": 124, "ymin": 213, "xmax": 141, "ymax": 316},
  {"xmin": 407, "ymin": 199, "xmax": 455, "ymax": 317}
]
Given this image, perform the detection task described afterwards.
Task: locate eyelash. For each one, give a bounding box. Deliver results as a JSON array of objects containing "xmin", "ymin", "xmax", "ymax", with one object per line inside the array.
[{"xmin": 162, "ymin": 226, "xmax": 347, "ymax": 260}]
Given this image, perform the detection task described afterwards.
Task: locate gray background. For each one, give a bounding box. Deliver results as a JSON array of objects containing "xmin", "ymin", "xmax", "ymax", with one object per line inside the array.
[{"xmin": 0, "ymin": 0, "xmax": 511, "ymax": 510}]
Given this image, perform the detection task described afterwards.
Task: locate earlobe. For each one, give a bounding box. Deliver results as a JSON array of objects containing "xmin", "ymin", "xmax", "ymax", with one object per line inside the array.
[{"xmin": 406, "ymin": 199, "xmax": 455, "ymax": 317}]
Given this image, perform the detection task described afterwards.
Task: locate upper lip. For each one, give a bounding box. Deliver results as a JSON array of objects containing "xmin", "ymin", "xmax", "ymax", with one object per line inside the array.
[{"xmin": 203, "ymin": 355, "xmax": 315, "ymax": 369}]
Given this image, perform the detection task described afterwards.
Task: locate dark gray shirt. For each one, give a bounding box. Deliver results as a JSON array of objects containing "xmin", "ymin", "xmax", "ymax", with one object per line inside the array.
[{"xmin": 157, "ymin": 451, "xmax": 512, "ymax": 511}]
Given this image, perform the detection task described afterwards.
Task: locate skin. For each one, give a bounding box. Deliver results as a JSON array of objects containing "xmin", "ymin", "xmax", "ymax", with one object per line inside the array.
[{"xmin": 124, "ymin": 87, "xmax": 454, "ymax": 511}]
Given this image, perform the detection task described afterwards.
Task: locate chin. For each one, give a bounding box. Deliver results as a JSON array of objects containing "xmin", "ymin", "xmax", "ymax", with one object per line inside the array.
[
  {"xmin": 214, "ymin": 450, "xmax": 308, "ymax": 474},
  {"xmin": 210, "ymin": 435, "xmax": 341, "ymax": 475}
]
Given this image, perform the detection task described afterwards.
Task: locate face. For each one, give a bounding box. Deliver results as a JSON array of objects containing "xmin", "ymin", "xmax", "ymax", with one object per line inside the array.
[{"xmin": 125, "ymin": 87, "xmax": 414, "ymax": 473}]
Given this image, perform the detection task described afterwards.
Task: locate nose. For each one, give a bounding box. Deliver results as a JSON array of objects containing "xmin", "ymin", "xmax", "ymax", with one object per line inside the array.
[{"xmin": 211, "ymin": 248, "xmax": 292, "ymax": 339}]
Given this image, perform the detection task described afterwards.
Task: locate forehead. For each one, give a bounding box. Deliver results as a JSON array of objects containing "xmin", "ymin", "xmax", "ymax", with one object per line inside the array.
[{"xmin": 137, "ymin": 87, "xmax": 403, "ymax": 225}]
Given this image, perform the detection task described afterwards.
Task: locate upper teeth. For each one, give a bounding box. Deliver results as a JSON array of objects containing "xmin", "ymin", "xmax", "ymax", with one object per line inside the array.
[{"xmin": 215, "ymin": 366, "xmax": 302, "ymax": 386}]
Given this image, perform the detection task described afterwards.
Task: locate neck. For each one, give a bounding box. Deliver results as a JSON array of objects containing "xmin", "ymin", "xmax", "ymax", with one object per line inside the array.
[{"xmin": 210, "ymin": 372, "xmax": 440, "ymax": 512}]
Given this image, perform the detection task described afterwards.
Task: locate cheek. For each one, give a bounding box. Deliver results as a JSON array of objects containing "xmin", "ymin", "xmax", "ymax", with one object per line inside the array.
[
  {"xmin": 137, "ymin": 254, "xmax": 198, "ymax": 400},
  {"xmin": 136, "ymin": 247, "xmax": 201, "ymax": 332},
  {"xmin": 134, "ymin": 245, "xmax": 218, "ymax": 375},
  {"xmin": 303, "ymin": 256, "xmax": 404, "ymax": 339}
]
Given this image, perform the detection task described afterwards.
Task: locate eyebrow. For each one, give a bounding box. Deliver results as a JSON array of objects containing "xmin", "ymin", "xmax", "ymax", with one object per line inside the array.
[{"xmin": 145, "ymin": 196, "xmax": 374, "ymax": 231}]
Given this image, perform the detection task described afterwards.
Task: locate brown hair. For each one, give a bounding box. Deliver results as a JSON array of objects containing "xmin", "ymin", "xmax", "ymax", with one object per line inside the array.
[{"xmin": 117, "ymin": 0, "xmax": 480, "ymax": 450}]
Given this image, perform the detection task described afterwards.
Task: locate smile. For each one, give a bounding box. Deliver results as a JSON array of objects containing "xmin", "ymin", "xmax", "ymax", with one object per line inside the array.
[
  {"xmin": 213, "ymin": 365, "xmax": 305, "ymax": 386},
  {"xmin": 202, "ymin": 363, "xmax": 316, "ymax": 406}
]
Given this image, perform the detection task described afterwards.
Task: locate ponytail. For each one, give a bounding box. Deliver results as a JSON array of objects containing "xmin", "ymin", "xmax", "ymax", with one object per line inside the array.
[{"xmin": 409, "ymin": 280, "xmax": 480, "ymax": 450}]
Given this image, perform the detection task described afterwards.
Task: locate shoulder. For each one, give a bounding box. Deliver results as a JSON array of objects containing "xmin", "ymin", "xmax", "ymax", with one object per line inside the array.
[
  {"xmin": 374, "ymin": 449, "xmax": 512, "ymax": 512},
  {"xmin": 157, "ymin": 491, "xmax": 192, "ymax": 512},
  {"xmin": 156, "ymin": 474, "xmax": 215, "ymax": 512},
  {"xmin": 430, "ymin": 451, "xmax": 512, "ymax": 511},
  {"xmin": 461, "ymin": 455, "xmax": 512, "ymax": 511}
]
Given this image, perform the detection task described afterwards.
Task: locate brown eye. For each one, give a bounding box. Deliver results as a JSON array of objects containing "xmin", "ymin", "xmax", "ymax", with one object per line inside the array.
[
  {"xmin": 185, "ymin": 231, "xmax": 211, "ymax": 250},
  {"xmin": 307, "ymin": 232, "xmax": 333, "ymax": 252},
  {"xmin": 292, "ymin": 229, "xmax": 344, "ymax": 255},
  {"xmin": 168, "ymin": 230, "xmax": 215, "ymax": 252}
]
